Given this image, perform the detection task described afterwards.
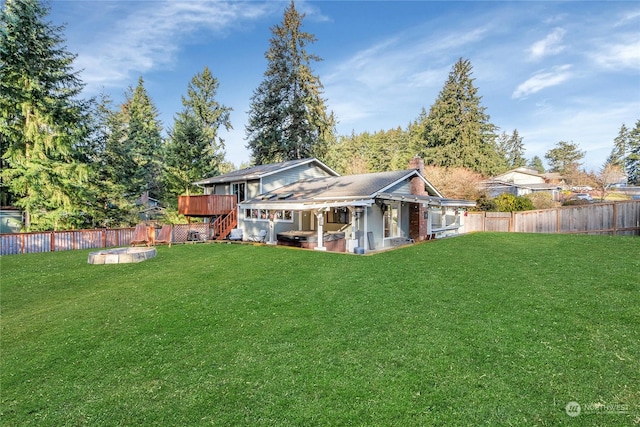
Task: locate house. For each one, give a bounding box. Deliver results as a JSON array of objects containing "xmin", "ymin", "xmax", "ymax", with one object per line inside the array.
[
  {"xmin": 136, "ymin": 191, "xmax": 166, "ymax": 222},
  {"xmin": 179, "ymin": 157, "xmax": 475, "ymax": 253},
  {"xmin": 482, "ymin": 167, "xmax": 562, "ymax": 201}
]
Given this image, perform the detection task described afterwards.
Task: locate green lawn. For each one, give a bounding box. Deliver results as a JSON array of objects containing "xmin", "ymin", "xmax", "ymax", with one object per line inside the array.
[{"xmin": 1, "ymin": 233, "xmax": 638, "ymax": 426}]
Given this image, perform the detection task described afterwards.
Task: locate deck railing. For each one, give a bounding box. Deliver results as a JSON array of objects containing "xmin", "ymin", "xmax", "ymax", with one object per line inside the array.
[{"xmin": 178, "ymin": 195, "xmax": 236, "ymax": 216}]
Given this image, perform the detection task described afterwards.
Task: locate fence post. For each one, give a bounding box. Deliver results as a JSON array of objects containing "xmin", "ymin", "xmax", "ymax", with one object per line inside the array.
[
  {"xmin": 612, "ymin": 202, "xmax": 618, "ymax": 235},
  {"xmin": 50, "ymin": 231, "xmax": 55, "ymax": 252},
  {"xmin": 555, "ymin": 208, "xmax": 561, "ymax": 233}
]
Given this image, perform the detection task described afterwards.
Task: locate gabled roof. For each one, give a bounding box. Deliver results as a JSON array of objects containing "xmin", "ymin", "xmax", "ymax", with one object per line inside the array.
[
  {"xmin": 493, "ymin": 167, "xmax": 544, "ymax": 181},
  {"xmin": 249, "ymin": 170, "xmax": 430, "ymax": 201},
  {"xmin": 237, "ymin": 169, "xmax": 472, "ymax": 210},
  {"xmin": 194, "ymin": 158, "xmax": 338, "ymax": 186},
  {"xmin": 483, "ymin": 179, "xmax": 561, "ymax": 191}
]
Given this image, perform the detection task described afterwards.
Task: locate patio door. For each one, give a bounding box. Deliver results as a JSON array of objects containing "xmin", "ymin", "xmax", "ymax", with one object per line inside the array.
[
  {"xmin": 383, "ymin": 202, "xmax": 400, "ymax": 238},
  {"xmin": 232, "ymin": 182, "xmax": 246, "ymax": 202}
]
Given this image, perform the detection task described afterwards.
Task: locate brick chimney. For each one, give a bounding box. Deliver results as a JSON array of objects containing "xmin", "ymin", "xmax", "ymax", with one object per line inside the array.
[
  {"xmin": 408, "ymin": 156, "xmax": 428, "ymax": 240},
  {"xmin": 408, "ymin": 156, "xmax": 425, "ymax": 196}
]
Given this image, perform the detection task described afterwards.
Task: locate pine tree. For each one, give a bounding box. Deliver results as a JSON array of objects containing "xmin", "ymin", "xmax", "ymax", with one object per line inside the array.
[
  {"xmin": 164, "ymin": 67, "xmax": 232, "ymax": 200},
  {"xmin": 497, "ymin": 129, "xmax": 526, "ymax": 169},
  {"xmin": 181, "ymin": 66, "xmax": 232, "ymax": 171},
  {"xmin": 164, "ymin": 113, "xmax": 209, "ymax": 198},
  {"xmin": 528, "ymin": 156, "xmax": 545, "ymax": 174},
  {"xmin": 606, "ymin": 123, "xmax": 629, "ymax": 168},
  {"xmin": 127, "ymin": 77, "xmax": 164, "ymax": 200},
  {"xmin": 413, "ymin": 58, "xmax": 503, "ymax": 176},
  {"xmin": 626, "ymin": 119, "xmax": 640, "ymax": 185},
  {"xmin": 83, "ymin": 94, "xmax": 136, "ymax": 227},
  {"xmin": 246, "ymin": 1, "xmax": 335, "ymax": 164},
  {"xmin": 1, "ymin": 0, "xmax": 90, "ymax": 230},
  {"xmin": 544, "ymin": 141, "xmax": 585, "ymax": 175}
]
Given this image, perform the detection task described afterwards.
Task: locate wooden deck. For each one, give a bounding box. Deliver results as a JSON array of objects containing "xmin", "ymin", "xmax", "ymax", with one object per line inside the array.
[{"xmin": 178, "ymin": 195, "xmax": 237, "ymax": 217}]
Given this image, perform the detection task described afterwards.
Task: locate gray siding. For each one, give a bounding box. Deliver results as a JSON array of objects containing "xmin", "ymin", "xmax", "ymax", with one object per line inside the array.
[
  {"xmin": 214, "ymin": 184, "xmax": 230, "ymax": 195},
  {"xmin": 247, "ymin": 180, "xmax": 261, "ymax": 198},
  {"xmin": 262, "ymin": 163, "xmax": 334, "ymax": 193},
  {"xmin": 385, "ymin": 179, "xmax": 412, "ymax": 194}
]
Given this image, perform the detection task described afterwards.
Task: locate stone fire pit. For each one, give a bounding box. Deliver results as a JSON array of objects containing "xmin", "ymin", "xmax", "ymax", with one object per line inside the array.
[{"xmin": 88, "ymin": 247, "xmax": 156, "ymax": 264}]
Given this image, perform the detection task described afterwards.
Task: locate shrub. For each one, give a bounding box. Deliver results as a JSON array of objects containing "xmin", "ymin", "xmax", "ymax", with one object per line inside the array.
[
  {"xmin": 493, "ymin": 193, "xmax": 536, "ymax": 212},
  {"xmin": 526, "ymin": 192, "xmax": 556, "ymax": 210}
]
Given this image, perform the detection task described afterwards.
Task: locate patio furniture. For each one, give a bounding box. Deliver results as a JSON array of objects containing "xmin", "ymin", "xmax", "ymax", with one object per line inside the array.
[
  {"xmin": 228, "ymin": 228, "xmax": 243, "ymax": 241},
  {"xmin": 248, "ymin": 229, "xmax": 267, "ymax": 243},
  {"xmin": 155, "ymin": 225, "xmax": 172, "ymax": 247},
  {"xmin": 130, "ymin": 224, "xmax": 153, "ymax": 247}
]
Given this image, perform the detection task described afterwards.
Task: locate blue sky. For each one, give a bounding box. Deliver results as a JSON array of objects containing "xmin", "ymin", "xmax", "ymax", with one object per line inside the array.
[{"xmin": 49, "ymin": 1, "xmax": 640, "ymax": 172}]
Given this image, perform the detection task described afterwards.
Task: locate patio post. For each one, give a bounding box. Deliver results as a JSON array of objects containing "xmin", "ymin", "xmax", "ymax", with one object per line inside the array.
[
  {"xmin": 314, "ymin": 211, "xmax": 326, "ymax": 251},
  {"xmin": 268, "ymin": 211, "xmax": 276, "ymax": 244}
]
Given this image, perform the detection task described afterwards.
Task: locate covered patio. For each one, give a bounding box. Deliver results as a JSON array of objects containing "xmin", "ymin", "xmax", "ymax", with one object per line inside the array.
[{"xmin": 239, "ymin": 192, "xmax": 475, "ymax": 253}]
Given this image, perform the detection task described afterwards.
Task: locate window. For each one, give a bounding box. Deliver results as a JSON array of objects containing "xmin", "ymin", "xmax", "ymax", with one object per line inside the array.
[
  {"xmin": 327, "ymin": 207, "xmax": 349, "ymax": 224},
  {"xmin": 232, "ymin": 182, "xmax": 246, "ymax": 202},
  {"xmin": 244, "ymin": 209, "xmax": 293, "ymax": 222},
  {"xmin": 383, "ymin": 202, "xmax": 400, "ymax": 238}
]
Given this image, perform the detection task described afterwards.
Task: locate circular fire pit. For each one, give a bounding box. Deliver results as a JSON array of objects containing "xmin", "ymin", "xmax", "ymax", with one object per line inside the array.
[{"xmin": 88, "ymin": 247, "xmax": 156, "ymax": 264}]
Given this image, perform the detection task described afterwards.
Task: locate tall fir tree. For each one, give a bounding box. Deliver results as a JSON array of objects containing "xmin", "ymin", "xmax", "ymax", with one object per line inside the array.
[
  {"xmin": 606, "ymin": 123, "xmax": 629, "ymax": 168},
  {"xmin": 126, "ymin": 77, "xmax": 164, "ymax": 200},
  {"xmin": 245, "ymin": 1, "xmax": 335, "ymax": 165},
  {"xmin": 0, "ymin": 0, "xmax": 91, "ymax": 230},
  {"xmin": 413, "ymin": 58, "xmax": 504, "ymax": 176},
  {"xmin": 626, "ymin": 119, "xmax": 640, "ymax": 185},
  {"xmin": 83, "ymin": 94, "xmax": 137, "ymax": 227},
  {"xmin": 528, "ymin": 156, "xmax": 545, "ymax": 174},
  {"xmin": 497, "ymin": 129, "xmax": 526, "ymax": 169},
  {"xmin": 544, "ymin": 141, "xmax": 585, "ymax": 175},
  {"xmin": 181, "ymin": 66, "xmax": 232, "ymax": 169},
  {"xmin": 164, "ymin": 67, "xmax": 232, "ymax": 200}
]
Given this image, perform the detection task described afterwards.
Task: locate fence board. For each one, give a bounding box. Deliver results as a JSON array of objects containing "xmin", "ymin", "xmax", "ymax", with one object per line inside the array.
[
  {"xmin": 1, "ymin": 228, "xmax": 135, "ymax": 256},
  {"xmin": 463, "ymin": 201, "xmax": 640, "ymax": 236}
]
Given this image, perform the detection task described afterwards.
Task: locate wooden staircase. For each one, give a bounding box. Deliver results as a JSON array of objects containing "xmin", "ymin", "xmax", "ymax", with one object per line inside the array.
[{"xmin": 211, "ymin": 209, "xmax": 237, "ymax": 240}]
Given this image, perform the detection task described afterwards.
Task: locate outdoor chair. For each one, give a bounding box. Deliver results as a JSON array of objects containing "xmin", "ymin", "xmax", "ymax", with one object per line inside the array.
[
  {"xmin": 155, "ymin": 224, "xmax": 172, "ymax": 247},
  {"xmin": 130, "ymin": 223, "xmax": 153, "ymax": 247},
  {"xmin": 248, "ymin": 229, "xmax": 267, "ymax": 243},
  {"xmin": 228, "ymin": 228, "xmax": 243, "ymax": 241}
]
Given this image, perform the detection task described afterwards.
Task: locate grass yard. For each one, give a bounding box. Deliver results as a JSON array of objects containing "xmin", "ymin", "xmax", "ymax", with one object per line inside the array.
[{"xmin": 1, "ymin": 233, "xmax": 639, "ymax": 426}]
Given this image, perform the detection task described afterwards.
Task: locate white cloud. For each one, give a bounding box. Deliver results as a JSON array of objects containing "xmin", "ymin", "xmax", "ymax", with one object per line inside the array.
[
  {"xmin": 74, "ymin": 1, "xmax": 276, "ymax": 93},
  {"xmin": 512, "ymin": 65, "xmax": 573, "ymax": 99},
  {"xmin": 528, "ymin": 27, "xmax": 566, "ymax": 61},
  {"xmin": 590, "ymin": 37, "xmax": 640, "ymax": 71}
]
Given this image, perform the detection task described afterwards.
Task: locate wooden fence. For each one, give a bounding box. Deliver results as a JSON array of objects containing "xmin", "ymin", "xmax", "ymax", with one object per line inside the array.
[
  {"xmin": 0, "ymin": 223, "xmax": 226, "ymax": 256},
  {"xmin": 464, "ymin": 200, "xmax": 640, "ymax": 235}
]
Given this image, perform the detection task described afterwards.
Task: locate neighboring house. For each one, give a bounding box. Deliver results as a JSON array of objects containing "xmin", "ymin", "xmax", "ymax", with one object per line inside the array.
[
  {"xmin": 137, "ymin": 191, "xmax": 166, "ymax": 222},
  {"xmin": 179, "ymin": 157, "xmax": 475, "ymax": 253},
  {"xmin": 482, "ymin": 167, "xmax": 562, "ymax": 201}
]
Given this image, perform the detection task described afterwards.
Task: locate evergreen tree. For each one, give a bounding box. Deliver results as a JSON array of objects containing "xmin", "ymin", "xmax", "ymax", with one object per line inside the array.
[
  {"xmin": 245, "ymin": 1, "xmax": 335, "ymax": 164},
  {"xmin": 626, "ymin": 119, "xmax": 640, "ymax": 185},
  {"xmin": 164, "ymin": 113, "xmax": 209, "ymax": 198},
  {"xmin": 126, "ymin": 77, "xmax": 164, "ymax": 200},
  {"xmin": 413, "ymin": 58, "xmax": 503, "ymax": 176},
  {"xmin": 606, "ymin": 123, "xmax": 629, "ymax": 168},
  {"xmin": 528, "ymin": 156, "xmax": 545, "ymax": 174},
  {"xmin": 83, "ymin": 94, "xmax": 137, "ymax": 227},
  {"xmin": 544, "ymin": 141, "xmax": 585, "ymax": 175},
  {"xmin": 164, "ymin": 67, "xmax": 233, "ymax": 200},
  {"xmin": 180, "ymin": 66, "xmax": 232, "ymax": 171},
  {"xmin": 0, "ymin": 0, "xmax": 90, "ymax": 230},
  {"xmin": 497, "ymin": 129, "xmax": 526, "ymax": 169}
]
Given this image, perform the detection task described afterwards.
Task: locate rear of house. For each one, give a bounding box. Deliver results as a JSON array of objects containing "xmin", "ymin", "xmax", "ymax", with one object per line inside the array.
[{"xmin": 181, "ymin": 157, "xmax": 475, "ymax": 253}]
